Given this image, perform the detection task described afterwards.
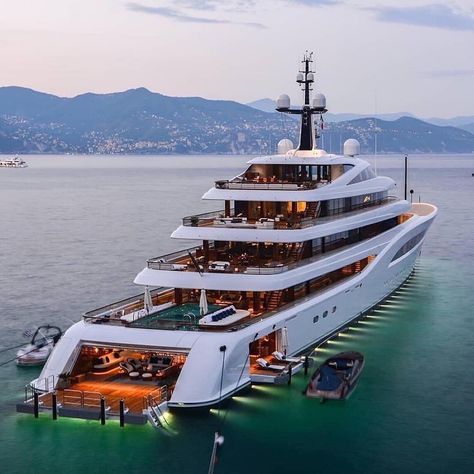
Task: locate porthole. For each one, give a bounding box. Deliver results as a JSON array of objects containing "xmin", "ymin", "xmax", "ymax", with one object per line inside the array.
[
  {"xmin": 332, "ymin": 306, "xmax": 337, "ymax": 313},
  {"xmin": 323, "ymin": 310, "xmax": 328, "ymax": 318},
  {"xmin": 313, "ymin": 315, "xmax": 319, "ymax": 323}
]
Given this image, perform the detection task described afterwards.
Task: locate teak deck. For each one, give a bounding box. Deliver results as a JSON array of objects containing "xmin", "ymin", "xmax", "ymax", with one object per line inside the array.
[
  {"xmin": 38, "ymin": 379, "xmax": 162, "ymax": 414},
  {"xmin": 70, "ymin": 380, "xmax": 158, "ymax": 413}
]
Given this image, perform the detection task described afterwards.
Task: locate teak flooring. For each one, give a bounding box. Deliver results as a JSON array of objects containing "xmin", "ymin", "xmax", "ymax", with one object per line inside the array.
[{"xmin": 69, "ymin": 380, "xmax": 159, "ymax": 413}]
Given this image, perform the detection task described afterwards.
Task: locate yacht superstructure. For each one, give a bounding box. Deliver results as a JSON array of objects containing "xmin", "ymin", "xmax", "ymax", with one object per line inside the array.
[{"xmin": 25, "ymin": 54, "xmax": 436, "ymax": 421}]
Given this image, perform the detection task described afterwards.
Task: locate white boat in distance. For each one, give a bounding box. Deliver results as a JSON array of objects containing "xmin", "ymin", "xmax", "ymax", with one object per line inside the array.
[
  {"xmin": 28, "ymin": 53, "xmax": 436, "ymax": 420},
  {"xmin": 0, "ymin": 155, "xmax": 28, "ymax": 168}
]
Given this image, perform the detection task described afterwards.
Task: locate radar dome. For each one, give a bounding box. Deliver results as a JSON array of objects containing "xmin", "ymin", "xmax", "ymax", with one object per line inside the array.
[
  {"xmin": 276, "ymin": 94, "xmax": 290, "ymax": 109},
  {"xmin": 296, "ymin": 73, "xmax": 304, "ymax": 82},
  {"xmin": 307, "ymin": 72, "xmax": 314, "ymax": 82},
  {"xmin": 277, "ymin": 139, "xmax": 294, "ymax": 155},
  {"xmin": 343, "ymin": 139, "xmax": 360, "ymax": 157},
  {"xmin": 312, "ymin": 93, "xmax": 326, "ymax": 110}
]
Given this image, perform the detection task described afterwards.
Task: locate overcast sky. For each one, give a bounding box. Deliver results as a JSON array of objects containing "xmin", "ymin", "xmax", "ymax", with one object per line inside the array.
[{"xmin": 1, "ymin": 0, "xmax": 473, "ymax": 117}]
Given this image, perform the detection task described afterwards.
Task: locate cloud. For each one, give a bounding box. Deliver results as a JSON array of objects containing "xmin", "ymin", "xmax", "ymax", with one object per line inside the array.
[
  {"xmin": 369, "ymin": 4, "xmax": 474, "ymax": 31},
  {"xmin": 290, "ymin": 0, "xmax": 340, "ymax": 5},
  {"xmin": 126, "ymin": 2, "xmax": 265, "ymax": 28},
  {"xmin": 428, "ymin": 69, "xmax": 474, "ymax": 77}
]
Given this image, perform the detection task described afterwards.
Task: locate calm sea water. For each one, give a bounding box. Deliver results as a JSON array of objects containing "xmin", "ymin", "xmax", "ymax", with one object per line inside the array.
[{"xmin": 0, "ymin": 154, "xmax": 473, "ymax": 474}]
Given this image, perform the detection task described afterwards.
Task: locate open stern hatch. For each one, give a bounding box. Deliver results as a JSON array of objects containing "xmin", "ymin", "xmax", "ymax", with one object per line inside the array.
[{"xmin": 29, "ymin": 343, "xmax": 188, "ymax": 422}]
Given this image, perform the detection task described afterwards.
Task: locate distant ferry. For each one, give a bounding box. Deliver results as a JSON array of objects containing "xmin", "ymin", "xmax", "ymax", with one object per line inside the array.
[
  {"xmin": 0, "ymin": 155, "xmax": 28, "ymax": 168},
  {"xmin": 23, "ymin": 53, "xmax": 437, "ymax": 425}
]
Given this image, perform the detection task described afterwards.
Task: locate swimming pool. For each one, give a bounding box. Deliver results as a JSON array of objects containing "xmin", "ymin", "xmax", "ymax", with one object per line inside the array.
[{"xmin": 130, "ymin": 303, "xmax": 223, "ymax": 329}]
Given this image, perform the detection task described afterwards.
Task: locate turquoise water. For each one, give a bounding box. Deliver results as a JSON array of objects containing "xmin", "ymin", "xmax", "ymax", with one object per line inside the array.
[
  {"xmin": 0, "ymin": 155, "xmax": 473, "ymax": 473},
  {"xmin": 131, "ymin": 303, "xmax": 222, "ymax": 328}
]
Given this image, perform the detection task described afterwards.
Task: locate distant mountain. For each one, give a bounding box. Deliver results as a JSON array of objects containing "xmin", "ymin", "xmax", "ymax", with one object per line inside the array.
[
  {"xmin": 460, "ymin": 122, "xmax": 474, "ymax": 134},
  {"xmin": 321, "ymin": 116, "xmax": 474, "ymax": 154},
  {"xmin": 246, "ymin": 98, "xmax": 277, "ymax": 114},
  {"xmin": 0, "ymin": 86, "xmax": 473, "ymax": 154},
  {"xmin": 424, "ymin": 115, "xmax": 474, "ymax": 128},
  {"xmin": 246, "ymin": 99, "xmax": 417, "ymax": 123}
]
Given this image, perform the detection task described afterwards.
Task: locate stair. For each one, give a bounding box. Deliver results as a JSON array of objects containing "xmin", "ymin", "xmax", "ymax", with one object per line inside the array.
[
  {"xmin": 266, "ymin": 290, "xmax": 283, "ymax": 310},
  {"xmin": 288, "ymin": 242, "xmax": 307, "ymax": 261},
  {"xmin": 146, "ymin": 405, "xmax": 162, "ymax": 428},
  {"xmin": 304, "ymin": 201, "xmax": 320, "ymax": 218}
]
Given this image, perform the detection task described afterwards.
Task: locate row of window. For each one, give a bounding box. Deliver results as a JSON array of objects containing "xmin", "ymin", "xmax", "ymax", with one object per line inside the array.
[
  {"xmin": 311, "ymin": 216, "xmax": 399, "ymax": 256},
  {"xmin": 313, "ymin": 305, "xmax": 337, "ymax": 323},
  {"xmin": 325, "ymin": 191, "xmax": 388, "ymax": 216},
  {"xmin": 348, "ymin": 166, "xmax": 377, "ymax": 185},
  {"xmin": 391, "ymin": 231, "xmax": 426, "ymax": 262}
]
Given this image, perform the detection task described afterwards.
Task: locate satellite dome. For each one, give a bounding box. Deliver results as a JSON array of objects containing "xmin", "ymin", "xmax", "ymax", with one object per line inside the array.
[
  {"xmin": 277, "ymin": 139, "xmax": 294, "ymax": 155},
  {"xmin": 307, "ymin": 72, "xmax": 314, "ymax": 82},
  {"xmin": 343, "ymin": 139, "xmax": 361, "ymax": 157},
  {"xmin": 296, "ymin": 73, "xmax": 304, "ymax": 82},
  {"xmin": 312, "ymin": 93, "xmax": 326, "ymax": 110},
  {"xmin": 276, "ymin": 94, "xmax": 290, "ymax": 109}
]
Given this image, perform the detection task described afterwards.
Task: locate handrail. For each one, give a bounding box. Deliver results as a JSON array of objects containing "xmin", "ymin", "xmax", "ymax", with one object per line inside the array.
[
  {"xmin": 61, "ymin": 389, "xmax": 103, "ymax": 409},
  {"xmin": 182, "ymin": 209, "xmax": 235, "ymax": 227},
  {"xmin": 215, "ymin": 179, "xmax": 323, "ymax": 190},
  {"xmin": 83, "ymin": 286, "xmax": 169, "ymax": 320},
  {"xmin": 144, "ymin": 386, "xmax": 168, "ymax": 410},
  {"xmin": 62, "ymin": 389, "xmax": 84, "ymax": 407},
  {"xmin": 181, "ymin": 196, "xmax": 400, "ymax": 229}
]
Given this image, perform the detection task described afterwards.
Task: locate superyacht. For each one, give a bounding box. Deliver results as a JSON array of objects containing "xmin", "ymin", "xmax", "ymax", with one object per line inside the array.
[
  {"xmin": 23, "ymin": 54, "xmax": 437, "ymax": 423},
  {"xmin": 0, "ymin": 155, "xmax": 27, "ymax": 168}
]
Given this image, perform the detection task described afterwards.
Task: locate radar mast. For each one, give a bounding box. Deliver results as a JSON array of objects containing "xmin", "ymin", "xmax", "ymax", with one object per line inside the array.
[{"xmin": 276, "ymin": 51, "xmax": 327, "ymax": 151}]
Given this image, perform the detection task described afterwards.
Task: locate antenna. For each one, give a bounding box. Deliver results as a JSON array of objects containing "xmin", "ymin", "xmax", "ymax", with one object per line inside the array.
[
  {"xmin": 374, "ymin": 91, "xmax": 378, "ymax": 173},
  {"xmin": 275, "ymin": 51, "xmax": 327, "ymax": 151}
]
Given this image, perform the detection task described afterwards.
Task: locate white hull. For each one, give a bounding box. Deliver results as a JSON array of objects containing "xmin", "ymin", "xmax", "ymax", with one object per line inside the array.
[{"xmin": 35, "ymin": 205, "xmax": 435, "ymax": 407}]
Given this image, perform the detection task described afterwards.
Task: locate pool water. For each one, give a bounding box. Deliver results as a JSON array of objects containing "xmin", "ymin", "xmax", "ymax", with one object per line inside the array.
[{"xmin": 130, "ymin": 303, "xmax": 223, "ymax": 328}]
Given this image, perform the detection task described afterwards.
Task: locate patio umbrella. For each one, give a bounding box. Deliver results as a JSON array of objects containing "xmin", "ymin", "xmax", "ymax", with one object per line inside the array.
[
  {"xmin": 281, "ymin": 326, "xmax": 289, "ymax": 355},
  {"xmin": 144, "ymin": 286, "xmax": 153, "ymax": 314},
  {"xmin": 200, "ymin": 289, "xmax": 209, "ymax": 316}
]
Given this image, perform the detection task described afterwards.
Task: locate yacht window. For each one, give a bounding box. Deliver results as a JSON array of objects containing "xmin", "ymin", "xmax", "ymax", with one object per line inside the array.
[
  {"xmin": 348, "ymin": 167, "xmax": 376, "ymax": 185},
  {"xmin": 332, "ymin": 306, "xmax": 337, "ymax": 313},
  {"xmin": 391, "ymin": 231, "xmax": 426, "ymax": 262},
  {"xmin": 313, "ymin": 315, "xmax": 319, "ymax": 323},
  {"xmin": 323, "ymin": 310, "xmax": 328, "ymax": 318}
]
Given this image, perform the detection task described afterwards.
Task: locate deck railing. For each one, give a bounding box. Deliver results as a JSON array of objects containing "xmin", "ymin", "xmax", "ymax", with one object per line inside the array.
[
  {"xmin": 82, "ymin": 287, "xmax": 169, "ymax": 321},
  {"xmin": 182, "ymin": 209, "xmax": 235, "ymax": 227},
  {"xmin": 181, "ymin": 197, "xmax": 400, "ymax": 229},
  {"xmin": 147, "ymin": 233, "xmax": 376, "ymax": 277},
  {"xmin": 60, "ymin": 389, "xmax": 102, "ymax": 409},
  {"xmin": 215, "ymin": 179, "xmax": 323, "ymax": 190},
  {"xmin": 144, "ymin": 386, "xmax": 168, "ymax": 409}
]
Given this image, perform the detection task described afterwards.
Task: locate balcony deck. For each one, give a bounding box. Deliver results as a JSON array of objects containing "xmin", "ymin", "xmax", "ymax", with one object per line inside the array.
[
  {"xmin": 182, "ymin": 196, "xmax": 399, "ymax": 230},
  {"xmin": 214, "ymin": 178, "xmax": 328, "ymax": 190},
  {"xmin": 83, "ymin": 255, "xmax": 373, "ymax": 332}
]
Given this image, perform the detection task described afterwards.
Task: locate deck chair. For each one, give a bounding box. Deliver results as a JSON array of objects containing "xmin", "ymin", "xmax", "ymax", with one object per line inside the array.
[
  {"xmin": 127, "ymin": 358, "xmax": 143, "ymax": 372},
  {"xmin": 256, "ymin": 358, "xmax": 286, "ymax": 371},
  {"xmin": 272, "ymin": 351, "xmax": 302, "ymax": 364},
  {"xmin": 119, "ymin": 361, "xmax": 134, "ymax": 375}
]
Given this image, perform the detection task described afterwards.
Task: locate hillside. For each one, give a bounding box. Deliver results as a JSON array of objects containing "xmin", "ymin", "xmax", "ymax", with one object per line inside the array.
[
  {"xmin": 1, "ymin": 86, "xmax": 473, "ymax": 154},
  {"xmin": 322, "ymin": 117, "xmax": 474, "ymax": 154}
]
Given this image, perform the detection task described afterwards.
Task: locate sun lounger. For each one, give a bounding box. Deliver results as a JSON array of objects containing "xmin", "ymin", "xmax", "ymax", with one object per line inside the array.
[
  {"xmin": 256, "ymin": 358, "xmax": 287, "ymax": 371},
  {"xmin": 272, "ymin": 351, "xmax": 302, "ymax": 364},
  {"xmin": 119, "ymin": 361, "xmax": 134, "ymax": 375}
]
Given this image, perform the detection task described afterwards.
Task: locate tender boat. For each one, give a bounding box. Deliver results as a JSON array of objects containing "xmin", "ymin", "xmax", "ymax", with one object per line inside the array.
[
  {"xmin": 0, "ymin": 155, "xmax": 28, "ymax": 168},
  {"xmin": 305, "ymin": 351, "xmax": 364, "ymax": 400},
  {"xmin": 16, "ymin": 325, "xmax": 62, "ymax": 367}
]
